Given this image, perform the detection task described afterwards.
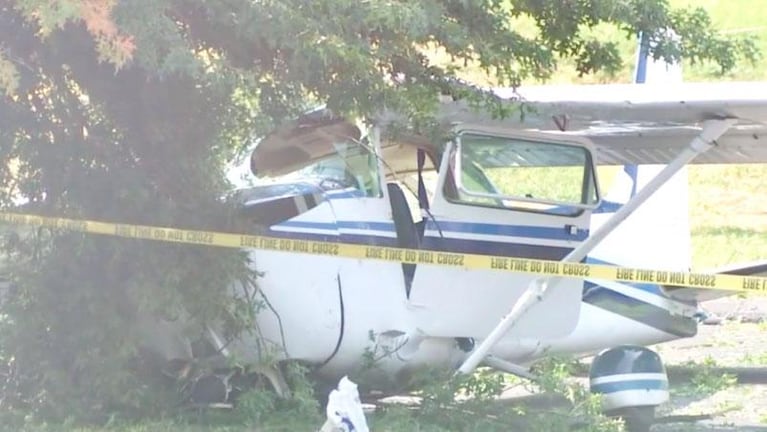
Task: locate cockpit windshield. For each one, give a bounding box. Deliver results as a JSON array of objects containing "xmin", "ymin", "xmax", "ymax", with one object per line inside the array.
[{"xmin": 275, "ymin": 140, "xmax": 382, "ymax": 197}]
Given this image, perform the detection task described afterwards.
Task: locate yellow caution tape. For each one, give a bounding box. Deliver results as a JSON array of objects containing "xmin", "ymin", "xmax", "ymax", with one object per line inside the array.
[{"xmin": 0, "ymin": 211, "xmax": 766, "ymax": 294}]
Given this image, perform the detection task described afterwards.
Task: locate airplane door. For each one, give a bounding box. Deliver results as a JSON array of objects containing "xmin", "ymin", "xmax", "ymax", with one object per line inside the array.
[
  {"xmin": 242, "ymin": 116, "xmax": 412, "ymax": 367},
  {"xmin": 314, "ymin": 137, "xmax": 413, "ymax": 370},
  {"xmin": 408, "ymin": 129, "xmax": 600, "ymax": 341}
]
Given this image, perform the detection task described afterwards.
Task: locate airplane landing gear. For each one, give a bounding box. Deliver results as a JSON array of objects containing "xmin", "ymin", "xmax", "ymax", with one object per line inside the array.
[{"xmin": 589, "ymin": 345, "xmax": 668, "ymax": 432}]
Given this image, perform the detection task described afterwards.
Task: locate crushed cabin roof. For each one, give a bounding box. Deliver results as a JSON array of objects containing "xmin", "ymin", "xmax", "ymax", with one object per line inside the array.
[
  {"xmin": 250, "ymin": 109, "xmax": 362, "ymax": 177},
  {"xmin": 251, "ymin": 82, "xmax": 767, "ymax": 177}
]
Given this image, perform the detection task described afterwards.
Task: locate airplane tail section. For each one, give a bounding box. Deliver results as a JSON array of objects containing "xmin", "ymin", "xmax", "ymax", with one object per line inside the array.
[
  {"xmin": 588, "ymin": 32, "xmax": 691, "ymax": 274},
  {"xmin": 589, "ymin": 164, "xmax": 692, "ymax": 273},
  {"xmin": 590, "ymin": 163, "xmax": 758, "ymax": 302},
  {"xmin": 590, "ymin": 32, "xmax": 750, "ymax": 303}
]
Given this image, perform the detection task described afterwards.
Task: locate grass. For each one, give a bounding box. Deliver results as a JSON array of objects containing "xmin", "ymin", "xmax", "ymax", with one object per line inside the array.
[{"xmin": 688, "ymin": 165, "xmax": 767, "ymax": 269}]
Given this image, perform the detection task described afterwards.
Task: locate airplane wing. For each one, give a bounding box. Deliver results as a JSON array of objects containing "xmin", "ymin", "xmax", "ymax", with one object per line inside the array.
[
  {"xmin": 256, "ymin": 83, "xmax": 767, "ymax": 173},
  {"xmin": 414, "ymin": 82, "xmax": 767, "ymax": 304},
  {"xmin": 505, "ymin": 83, "xmax": 767, "ymax": 302},
  {"xmin": 426, "ymin": 82, "xmax": 767, "ymax": 165}
]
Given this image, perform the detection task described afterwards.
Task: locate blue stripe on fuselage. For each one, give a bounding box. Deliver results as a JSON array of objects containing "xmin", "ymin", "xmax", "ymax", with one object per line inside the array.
[
  {"xmin": 266, "ymin": 229, "xmax": 400, "ymax": 247},
  {"xmin": 277, "ymin": 220, "xmax": 396, "ymax": 232},
  {"xmin": 266, "ymin": 220, "xmax": 695, "ymax": 338},
  {"xmin": 273, "ymin": 220, "xmax": 576, "ymax": 260},
  {"xmin": 583, "ymin": 281, "xmax": 696, "ymax": 338},
  {"xmin": 421, "ymin": 236, "xmax": 572, "ymax": 261},
  {"xmin": 584, "ymin": 257, "xmax": 697, "ymax": 336},
  {"xmin": 277, "ymin": 220, "xmax": 588, "ymax": 242}
]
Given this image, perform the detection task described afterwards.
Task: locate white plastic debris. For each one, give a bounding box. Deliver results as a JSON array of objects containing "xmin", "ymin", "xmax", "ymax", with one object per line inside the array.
[{"xmin": 318, "ymin": 376, "xmax": 369, "ymax": 432}]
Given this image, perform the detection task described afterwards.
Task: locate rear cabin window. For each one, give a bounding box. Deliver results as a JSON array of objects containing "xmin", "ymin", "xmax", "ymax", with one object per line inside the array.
[{"xmin": 450, "ymin": 133, "xmax": 598, "ymax": 215}]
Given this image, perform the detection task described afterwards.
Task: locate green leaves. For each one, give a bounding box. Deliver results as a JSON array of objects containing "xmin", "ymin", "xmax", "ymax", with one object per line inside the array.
[{"xmin": 3, "ymin": 0, "xmax": 757, "ymax": 125}]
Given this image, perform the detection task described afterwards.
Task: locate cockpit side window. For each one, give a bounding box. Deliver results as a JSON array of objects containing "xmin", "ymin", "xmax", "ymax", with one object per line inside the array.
[
  {"xmin": 446, "ymin": 132, "xmax": 598, "ymax": 216},
  {"xmin": 294, "ymin": 140, "xmax": 382, "ymax": 197}
]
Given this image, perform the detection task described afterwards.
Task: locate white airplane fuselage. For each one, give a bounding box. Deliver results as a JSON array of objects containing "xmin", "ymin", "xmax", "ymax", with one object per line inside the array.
[
  {"xmin": 207, "ymin": 39, "xmax": 707, "ymax": 391},
  {"xmin": 225, "ymin": 154, "xmax": 700, "ymax": 391}
]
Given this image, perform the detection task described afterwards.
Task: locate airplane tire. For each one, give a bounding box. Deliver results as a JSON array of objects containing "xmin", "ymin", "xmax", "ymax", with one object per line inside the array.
[
  {"xmin": 590, "ymin": 345, "xmax": 667, "ymax": 432},
  {"xmin": 190, "ymin": 374, "xmax": 230, "ymax": 405}
]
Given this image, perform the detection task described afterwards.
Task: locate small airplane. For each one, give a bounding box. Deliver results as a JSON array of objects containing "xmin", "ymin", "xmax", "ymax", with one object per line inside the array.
[{"xmin": 140, "ymin": 37, "xmax": 767, "ymax": 431}]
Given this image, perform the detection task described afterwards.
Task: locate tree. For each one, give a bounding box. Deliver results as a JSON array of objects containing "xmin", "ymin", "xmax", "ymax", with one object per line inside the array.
[{"xmin": 0, "ymin": 0, "xmax": 758, "ymax": 423}]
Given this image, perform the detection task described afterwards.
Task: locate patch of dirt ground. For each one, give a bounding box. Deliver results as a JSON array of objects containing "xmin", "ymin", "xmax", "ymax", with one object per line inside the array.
[
  {"xmin": 386, "ymin": 296, "xmax": 767, "ymax": 431},
  {"xmin": 649, "ymin": 296, "xmax": 767, "ymax": 431}
]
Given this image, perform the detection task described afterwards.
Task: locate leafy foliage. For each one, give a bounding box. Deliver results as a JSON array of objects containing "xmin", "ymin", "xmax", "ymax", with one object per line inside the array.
[
  {"xmin": 0, "ymin": 3, "xmax": 256, "ymax": 422},
  {"xmin": 0, "ymin": 0, "xmax": 759, "ymax": 426},
  {"xmin": 367, "ymin": 359, "xmax": 625, "ymax": 432}
]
